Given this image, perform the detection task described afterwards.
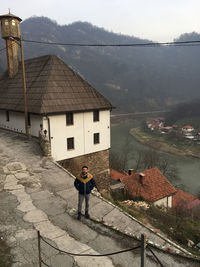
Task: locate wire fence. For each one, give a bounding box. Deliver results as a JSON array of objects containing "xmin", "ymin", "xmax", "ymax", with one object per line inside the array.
[{"xmin": 37, "ymin": 231, "xmax": 164, "ymax": 267}]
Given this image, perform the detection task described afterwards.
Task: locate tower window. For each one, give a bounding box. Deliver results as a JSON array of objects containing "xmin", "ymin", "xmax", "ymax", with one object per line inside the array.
[
  {"xmin": 94, "ymin": 133, "xmax": 100, "ymax": 144},
  {"xmin": 93, "ymin": 110, "xmax": 99, "ymax": 122},
  {"xmin": 5, "ymin": 20, "xmax": 9, "ymax": 26},
  {"xmin": 12, "ymin": 20, "xmax": 16, "ymax": 26},
  {"xmin": 67, "ymin": 137, "xmax": 74, "ymax": 150},
  {"xmin": 6, "ymin": 111, "xmax": 9, "ymax": 122},
  {"xmin": 66, "ymin": 112, "xmax": 73, "ymax": 125}
]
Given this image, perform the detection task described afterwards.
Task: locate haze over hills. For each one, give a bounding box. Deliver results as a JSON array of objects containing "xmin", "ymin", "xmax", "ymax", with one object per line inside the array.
[{"xmin": 1, "ymin": 16, "xmax": 200, "ymax": 113}]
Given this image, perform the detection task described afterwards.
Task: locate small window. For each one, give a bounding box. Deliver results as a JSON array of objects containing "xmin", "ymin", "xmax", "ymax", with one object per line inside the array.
[
  {"xmin": 5, "ymin": 20, "xmax": 9, "ymax": 26},
  {"xmin": 94, "ymin": 133, "xmax": 100, "ymax": 144},
  {"xmin": 67, "ymin": 137, "xmax": 74, "ymax": 150},
  {"xmin": 12, "ymin": 20, "xmax": 16, "ymax": 26},
  {"xmin": 28, "ymin": 112, "xmax": 31, "ymax": 126},
  {"xmin": 66, "ymin": 113, "xmax": 73, "ymax": 125},
  {"xmin": 93, "ymin": 110, "xmax": 99, "ymax": 122},
  {"xmin": 6, "ymin": 111, "xmax": 9, "ymax": 122}
]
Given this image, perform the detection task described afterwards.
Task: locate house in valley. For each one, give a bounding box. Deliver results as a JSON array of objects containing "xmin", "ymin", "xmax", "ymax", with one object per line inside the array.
[
  {"xmin": 111, "ymin": 168, "xmax": 177, "ymax": 208},
  {"xmin": 172, "ymin": 188, "xmax": 200, "ymax": 209},
  {"xmin": 111, "ymin": 168, "xmax": 200, "ymax": 210},
  {"xmin": 182, "ymin": 125, "xmax": 194, "ymax": 133},
  {"xmin": 0, "ymin": 13, "xmax": 113, "ymax": 190}
]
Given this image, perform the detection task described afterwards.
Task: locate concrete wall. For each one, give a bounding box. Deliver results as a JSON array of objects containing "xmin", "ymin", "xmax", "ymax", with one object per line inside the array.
[
  {"xmin": 0, "ymin": 110, "xmax": 42, "ymax": 137},
  {"xmin": 48, "ymin": 110, "xmax": 110, "ymax": 161},
  {"xmin": 154, "ymin": 195, "xmax": 172, "ymax": 208}
]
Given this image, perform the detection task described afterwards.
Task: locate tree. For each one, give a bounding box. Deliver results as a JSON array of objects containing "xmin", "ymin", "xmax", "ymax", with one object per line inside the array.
[
  {"xmin": 134, "ymin": 149, "xmax": 180, "ymax": 183},
  {"xmin": 110, "ymin": 134, "xmax": 134, "ymax": 172},
  {"xmin": 110, "ymin": 147, "xmax": 180, "ymax": 184}
]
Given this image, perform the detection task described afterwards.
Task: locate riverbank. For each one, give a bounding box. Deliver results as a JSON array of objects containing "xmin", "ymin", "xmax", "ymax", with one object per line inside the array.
[{"xmin": 130, "ymin": 127, "xmax": 200, "ymax": 159}]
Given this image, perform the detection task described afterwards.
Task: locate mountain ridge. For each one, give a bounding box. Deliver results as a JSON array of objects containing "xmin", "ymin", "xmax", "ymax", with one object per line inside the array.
[{"xmin": 1, "ymin": 16, "xmax": 200, "ymax": 113}]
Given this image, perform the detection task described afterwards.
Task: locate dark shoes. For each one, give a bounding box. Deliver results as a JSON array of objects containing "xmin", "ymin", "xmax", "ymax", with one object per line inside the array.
[
  {"xmin": 85, "ymin": 212, "xmax": 90, "ymax": 219},
  {"xmin": 77, "ymin": 212, "xmax": 90, "ymax": 220}
]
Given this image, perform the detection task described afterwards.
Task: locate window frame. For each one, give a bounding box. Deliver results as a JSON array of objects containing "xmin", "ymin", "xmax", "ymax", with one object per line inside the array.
[
  {"xmin": 93, "ymin": 110, "xmax": 99, "ymax": 122},
  {"xmin": 28, "ymin": 112, "xmax": 31, "ymax": 126},
  {"xmin": 66, "ymin": 112, "xmax": 74, "ymax": 126},
  {"xmin": 6, "ymin": 110, "xmax": 9, "ymax": 122},
  {"xmin": 94, "ymin": 133, "xmax": 100, "ymax": 144},
  {"xmin": 67, "ymin": 137, "xmax": 74, "ymax": 150}
]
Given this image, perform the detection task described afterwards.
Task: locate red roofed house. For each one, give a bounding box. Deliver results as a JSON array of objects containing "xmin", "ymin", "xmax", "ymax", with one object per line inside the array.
[
  {"xmin": 110, "ymin": 169, "xmax": 125, "ymax": 182},
  {"xmin": 111, "ymin": 168, "xmax": 200, "ymax": 210},
  {"xmin": 182, "ymin": 125, "xmax": 194, "ymax": 133},
  {"xmin": 172, "ymin": 188, "xmax": 199, "ymax": 209},
  {"xmin": 111, "ymin": 168, "xmax": 177, "ymax": 208}
]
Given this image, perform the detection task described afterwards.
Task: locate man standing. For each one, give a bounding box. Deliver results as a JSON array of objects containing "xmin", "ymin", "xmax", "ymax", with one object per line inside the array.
[{"xmin": 74, "ymin": 166, "xmax": 95, "ymax": 220}]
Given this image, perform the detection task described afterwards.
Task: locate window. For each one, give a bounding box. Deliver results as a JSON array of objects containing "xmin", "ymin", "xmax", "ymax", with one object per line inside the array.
[
  {"xmin": 93, "ymin": 110, "xmax": 99, "ymax": 122},
  {"xmin": 67, "ymin": 137, "xmax": 74, "ymax": 150},
  {"xmin": 5, "ymin": 20, "xmax": 9, "ymax": 26},
  {"xmin": 94, "ymin": 133, "xmax": 100, "ymax": 144},
  {"xmin": 12, "ymin": 20, "xmax": 16, "ymax": 26},
  {"xmin": 6, "ymin": 111, "xmax": 9, "ymax": 122},
  {"xmin": 66, "ymin": 113, "xmax": 73, "ymax": 125},
  {"xmin": 28, "ymin": 112, "xmax": 31, "ymax": 126}
]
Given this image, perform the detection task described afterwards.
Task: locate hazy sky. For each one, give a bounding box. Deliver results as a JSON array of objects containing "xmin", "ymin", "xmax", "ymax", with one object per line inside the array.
[{"xmin": 1, "ymin": 0, "xmax": 200, "ymax": 41}]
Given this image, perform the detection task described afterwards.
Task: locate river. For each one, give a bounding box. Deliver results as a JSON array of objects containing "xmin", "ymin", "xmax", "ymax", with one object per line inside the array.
[{"xmin": 111, "ymin": 121, "xmax": 200, "ymax": 196}]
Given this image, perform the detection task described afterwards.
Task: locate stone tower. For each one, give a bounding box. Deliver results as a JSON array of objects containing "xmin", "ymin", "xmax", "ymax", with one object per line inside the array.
[{"xmin": 0, "ymin": 12, "xmax": 22, "ymax": 78}]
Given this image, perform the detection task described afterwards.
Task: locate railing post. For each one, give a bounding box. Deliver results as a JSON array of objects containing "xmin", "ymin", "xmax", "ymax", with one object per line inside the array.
[
  {"xmin": 37, "ymin": 231, "xmax": 42, "ymax": 267},
  {"xmin": 141, "ymin": 234, "xmax": 146, "ymax": 267}
]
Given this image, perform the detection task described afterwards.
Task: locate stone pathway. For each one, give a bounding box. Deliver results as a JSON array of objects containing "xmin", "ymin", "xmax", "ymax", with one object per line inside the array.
[
  {"xmin": 2, "ymin": 161, "xmax": 114, "ymax": 267},
  {"xmin": 0, "ymin": 129, "xmax": 199, "ymax": 267}
]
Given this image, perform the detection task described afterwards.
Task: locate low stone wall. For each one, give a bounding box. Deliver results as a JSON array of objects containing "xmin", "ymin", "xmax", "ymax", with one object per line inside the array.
[
  {"xmin": 39, "ymin": 130, "xmax": 51, "ymax": 157},
  {"xmin": 58, "ymin": 149, "xmax": 110, "ymax": 191}
]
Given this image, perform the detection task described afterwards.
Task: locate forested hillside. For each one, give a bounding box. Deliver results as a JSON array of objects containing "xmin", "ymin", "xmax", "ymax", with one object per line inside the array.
[{"xmin": 1, "ymin": 16, "xmax": 200, "ymax": 113}]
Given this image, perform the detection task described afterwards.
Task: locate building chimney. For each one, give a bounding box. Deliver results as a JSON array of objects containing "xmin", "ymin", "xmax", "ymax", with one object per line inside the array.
[
  {"xmin": 0, "ymin": 13, "xmax": 22, "ymax": 78},
  {"xmin": 128, "ymin": 169, "xmax": 134, "ymax": 176},
  {"xmin": 139, "ymin": 173, "xmax": 145, "ymax": 185}
]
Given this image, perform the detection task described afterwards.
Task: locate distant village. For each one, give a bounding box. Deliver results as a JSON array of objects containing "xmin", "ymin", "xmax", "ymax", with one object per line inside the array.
[{"xmin": 145, "ymin": 117, "xmax": 200, "ymax": 142}]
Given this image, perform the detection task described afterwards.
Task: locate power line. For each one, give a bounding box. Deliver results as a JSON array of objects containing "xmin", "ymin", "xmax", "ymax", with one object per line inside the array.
[
  {"xmin": 1, "ymin": 39, "xmax": 200, "ymax": 52},
  {"xmin": 0, "ymin": 46, "xmax": 7, "ymax": 53},
  {"xmin": 22, "ymin": 38, "xmax": 200, "ymax": 47},
  {"xmin": 0, "ymin": 43, "xmax": 16, "ymax": 54}
]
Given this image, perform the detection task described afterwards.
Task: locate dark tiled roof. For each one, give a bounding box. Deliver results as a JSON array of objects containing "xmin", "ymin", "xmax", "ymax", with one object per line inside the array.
[{"xmin": 0, "ymin": 55, "xmax": 113, "ymax": 114}]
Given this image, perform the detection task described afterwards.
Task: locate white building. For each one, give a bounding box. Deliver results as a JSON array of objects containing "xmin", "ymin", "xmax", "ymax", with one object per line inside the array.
[
  {"xmin": 0, "ymin": 54, "xmax": 112, "ymax": 161},
  {"xmin": 0, "ymin": 12, "xmax": 113, "ymax": 191},
  {"xmin": 182, "ymin": 125, "xmax": 194, "ymax": 133}
]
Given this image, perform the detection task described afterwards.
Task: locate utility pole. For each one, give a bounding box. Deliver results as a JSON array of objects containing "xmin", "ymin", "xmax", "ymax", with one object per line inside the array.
[{"xmin": 20, "ymin": 35, "xmax": 30, "ymax": 138}]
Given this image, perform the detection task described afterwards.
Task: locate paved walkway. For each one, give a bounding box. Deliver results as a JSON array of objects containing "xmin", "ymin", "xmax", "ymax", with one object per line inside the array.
[{"xmin": 0, "ymin": 129, "xmax": 199, "ymax": 267}]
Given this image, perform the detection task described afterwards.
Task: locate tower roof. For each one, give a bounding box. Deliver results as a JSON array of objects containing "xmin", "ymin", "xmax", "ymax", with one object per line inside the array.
[
  {"xmin": 0, "ymin": 13, "xmax": 22, "ymax": 21},
  {"xmin": 0, "ymin": 55, "xmax": 113, "ymax": 115}
]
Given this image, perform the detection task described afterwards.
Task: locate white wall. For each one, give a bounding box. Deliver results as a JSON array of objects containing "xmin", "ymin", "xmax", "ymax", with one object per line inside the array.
[
  {"xmin": 0, "ymin": 110, "xmax": 42, "ymax": 137},
  {"xmin": 154, "ymin": 196, "xmax": 172, "ymax": 208},
  {"xmin": 48, "ymin": 110, "xmax": 110, "ymax": 161},
  {"xmin": 0, "ymin": 109, "xmax": 111, "ymax": 162},
  {"xmin": 29, "ymin": 114, "xmax": 43, "ymax": 136}
]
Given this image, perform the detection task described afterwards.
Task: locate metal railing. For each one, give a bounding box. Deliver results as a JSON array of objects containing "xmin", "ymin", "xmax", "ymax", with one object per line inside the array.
[{"xmin": 37, "ymin": 231, "xmax": 164, "ymax": 267}]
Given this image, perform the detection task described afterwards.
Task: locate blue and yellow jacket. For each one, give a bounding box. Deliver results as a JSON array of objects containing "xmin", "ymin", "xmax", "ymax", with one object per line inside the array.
[{"xmin": 74, "ymin": 173, "xmax": 95, "ymax": 195}]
